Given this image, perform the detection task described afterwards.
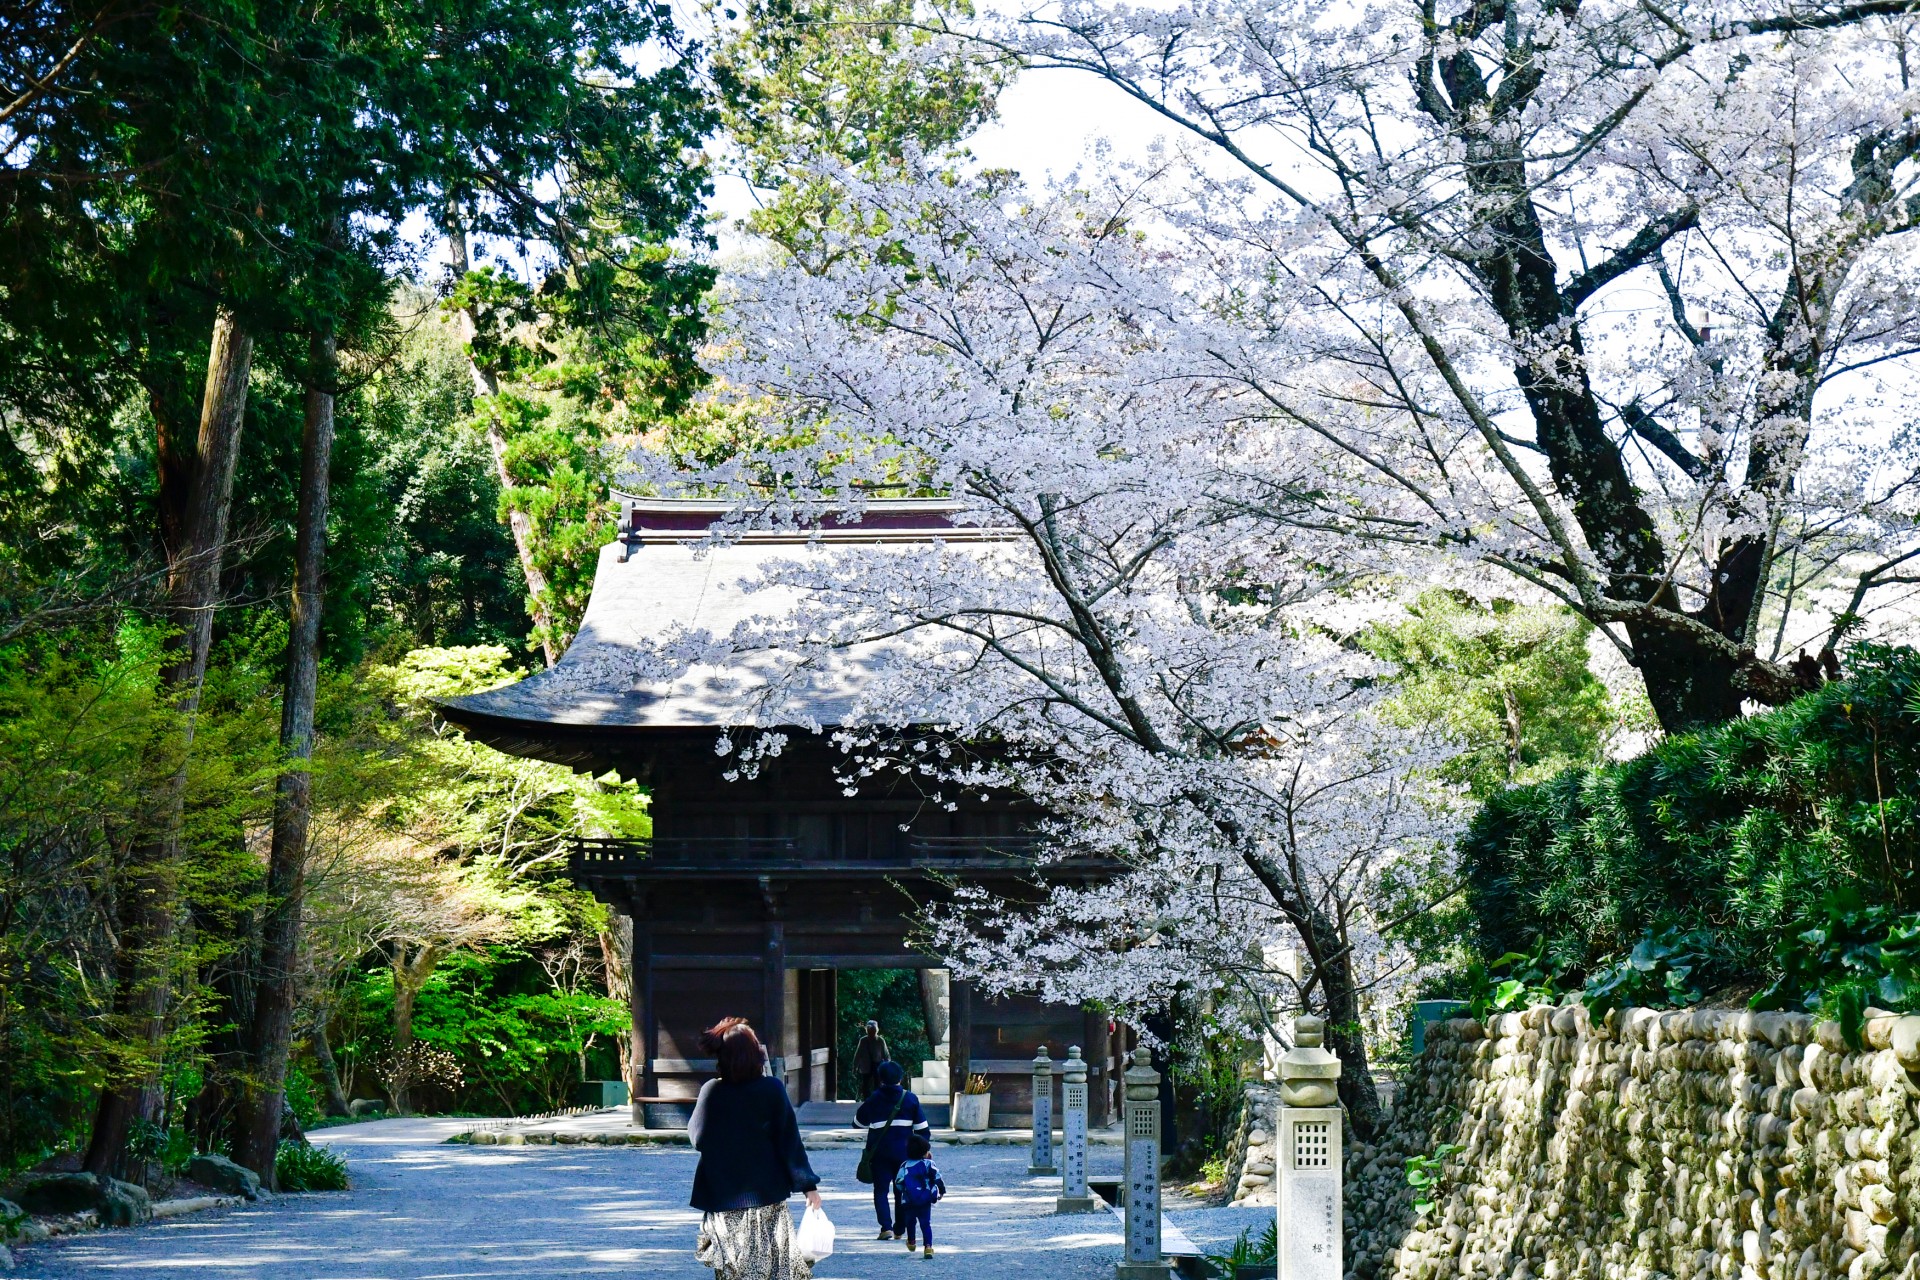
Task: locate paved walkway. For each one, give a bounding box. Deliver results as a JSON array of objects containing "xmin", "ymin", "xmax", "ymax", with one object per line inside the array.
[
  {"xmin": 13, "ymin": 1118, "xmax": 1269, "ymax": 1279},
  {"xmin": 459, "ymin": 1107, "xmax": 1123, "ymax": 1148}
]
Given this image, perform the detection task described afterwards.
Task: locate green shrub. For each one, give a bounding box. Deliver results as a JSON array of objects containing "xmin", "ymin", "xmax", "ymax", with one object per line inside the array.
[
  {"xmin": 1405, "ymin": 1141, "xmax": 1465, "ymax": 1218},
  {"xmin": 274, "ymin": 1141, "xmax": 349, "ymax": 1192},
  {"xmin": 1755, "ymin": 890, "xmax": 1920, "ymax": 1045},
  {"xmin": 1459, "ymin": 938, "xmax": 1565, "ymax": 1020},
  {"xmin": 1579, "ymin": 928, "xmax": 1715, "ymax": 1015},
  {"xmin": 1461, "ymin": 645, "xmax": 1920, "ymax": 990},
  {"xmin": 284, "ymin": 1064, "xmax": 323, "ymax": 1131},
  {"xmin": 126, "ymin": 1118, "xmax": 196, "ymax": 1178},
  {"xmin": 1204, "ymin": 1220, "xmax": 1278, "ymax": 1276}
]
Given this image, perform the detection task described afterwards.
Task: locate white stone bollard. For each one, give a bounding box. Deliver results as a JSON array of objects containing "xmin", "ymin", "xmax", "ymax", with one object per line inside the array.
[
  {"xmin": 1029, "ymin": 1045, "xmax": 1058, "ymax": 1176},
  {"xmin": 1277, "ymin": 1014, "xmax": 1342, "ymax": 1280},
  {"xmin": 1056, "ymin": 1045, "xmax": 1097, "ymax": 1213},
  {"xmin": 1117, "ymin": 1046, "xmax": 1172, "ymax": 1279}
]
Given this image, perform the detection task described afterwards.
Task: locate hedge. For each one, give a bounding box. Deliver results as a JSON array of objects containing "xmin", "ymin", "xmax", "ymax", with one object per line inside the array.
[{"xmin": 1462, "ymin": 645, "xmax": 1920, "ymax": 986}]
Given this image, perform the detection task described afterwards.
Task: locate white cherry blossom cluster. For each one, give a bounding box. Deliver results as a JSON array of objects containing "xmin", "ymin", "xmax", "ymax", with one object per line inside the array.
[{"xmin": 626, "ymin": 162, "xmax": 1465, "ymax": 1085}]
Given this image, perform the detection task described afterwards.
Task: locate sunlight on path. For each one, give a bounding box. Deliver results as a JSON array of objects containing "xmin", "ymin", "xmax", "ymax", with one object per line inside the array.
[{"xmin": 13, "ymin": 1117, "xmax": 1194, "ymax": 1279}]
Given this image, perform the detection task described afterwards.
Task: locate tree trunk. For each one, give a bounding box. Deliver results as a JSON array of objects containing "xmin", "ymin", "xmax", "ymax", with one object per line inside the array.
[
  {"xmin": 388, "ymin": 944, "xmax": 441, "ymax": 1116},
  {"xmin": 447, "ymin": 218, "xmax": 557, "ymax": 665},
  {"xmin": 184, "ymin": 944, "xmax": 254, "ymax": 1159},
  {"xmin": 1501, "ymin": 686, "xmax": 1523, "ymax": 779},
  {"xmin": 597, "ymin": 915, "xmax": 633, "ymax": 1088},
  {"xmin": 85, "ymin": 308, "xmax": 253, "ymax": 1177},
  {"xmin": 1315, "ymin": 928, "xmax": 1386, "ymax": 1140},
  {"xmin": 310, "ymin": 1014, "xmax": 352, "ymax": 1118},
  {"xmin": 917, "ymin": 968, "xmax": 949, "ymax": 1060},
  {"xmin": 390, "ymin": 964, "xmax": 417, "ymax": 1116},
  {"xmin": 233, "ymin": 329, "xmax": 336, "ymax": 1185}
]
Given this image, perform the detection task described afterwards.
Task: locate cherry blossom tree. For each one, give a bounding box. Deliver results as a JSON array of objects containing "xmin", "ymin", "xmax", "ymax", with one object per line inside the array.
[
  {"xmin": 631, "ymin": 165, "xmax": 1462, "ymax": 1132},
  {"xmin": 943, "ymin": 0, "xmax": 1920, "ymax": 733}
]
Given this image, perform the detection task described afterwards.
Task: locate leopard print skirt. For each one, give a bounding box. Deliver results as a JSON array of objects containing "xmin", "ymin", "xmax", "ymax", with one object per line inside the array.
[{"xmin": 694, "ymin": 1201, "xmax": 814, "ymax": 1280}]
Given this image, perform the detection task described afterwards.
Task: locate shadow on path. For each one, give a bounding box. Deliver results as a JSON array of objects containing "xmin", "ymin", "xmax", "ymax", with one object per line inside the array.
[{"xmin": 14, "ymin": 1117, "xmax": 1158, "ymax": 1279}]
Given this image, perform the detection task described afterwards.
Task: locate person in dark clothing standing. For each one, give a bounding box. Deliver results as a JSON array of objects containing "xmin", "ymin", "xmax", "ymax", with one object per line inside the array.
[
  {"xmin": 854, "ymin": 1059, "xmax": 929, "ymax": 1240},
  {"xmin": 689, "ymin": 1018, "xmax": 822, "ymax": 1280},
  {"xmin": 852, "ymin": 1020, "xmax": 890, "ymax": 1100}
]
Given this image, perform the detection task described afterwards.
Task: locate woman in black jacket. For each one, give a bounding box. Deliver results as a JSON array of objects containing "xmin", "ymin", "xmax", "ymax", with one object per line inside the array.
[{"xmin": 690, "ymin": 1018, "xmax": 823, "ymax": 1280}]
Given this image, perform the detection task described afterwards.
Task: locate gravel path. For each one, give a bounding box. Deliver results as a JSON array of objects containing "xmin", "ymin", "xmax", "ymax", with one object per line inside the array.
[{"xmin": 9, "ymin": 1117, "xmax": 1260, "ymax": 1279}]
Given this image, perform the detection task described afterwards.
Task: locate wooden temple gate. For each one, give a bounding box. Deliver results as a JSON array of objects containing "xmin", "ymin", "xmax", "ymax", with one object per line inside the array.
[{"xmin": 440, "ymin": 499, "xmax": 1127, "ymax": 1127}]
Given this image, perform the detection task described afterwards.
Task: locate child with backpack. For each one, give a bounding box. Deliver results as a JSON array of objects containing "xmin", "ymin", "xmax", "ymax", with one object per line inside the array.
[{"xmin": 892, "ymin": 1134, "xmax": 946, "ymax": 1259}]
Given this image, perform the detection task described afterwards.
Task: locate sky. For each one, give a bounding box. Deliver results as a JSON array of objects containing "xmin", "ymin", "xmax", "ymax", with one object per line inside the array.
[
  {"xmin": 708, "ymin": 63, "xmax": 1173, "ymax": 237},
  {"xmin": 964, "ymin": 66, "xmax": 1170, "ymax": 184}
]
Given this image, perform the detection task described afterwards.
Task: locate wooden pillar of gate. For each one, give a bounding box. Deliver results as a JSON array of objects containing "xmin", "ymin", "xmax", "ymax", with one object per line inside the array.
[
  {"xmin": 949, "ymin": 979, "xmax": 973, "ymax": 1111},
  {"xmin": 628, "ymin": 890, "xmax": 654, "ymax": 1127}
]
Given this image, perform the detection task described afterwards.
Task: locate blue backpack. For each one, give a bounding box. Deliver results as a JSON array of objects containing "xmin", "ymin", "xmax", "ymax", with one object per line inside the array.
[{"xmin": 896, "ymin": 1159, "xmax": 944, "ymax": 1207}]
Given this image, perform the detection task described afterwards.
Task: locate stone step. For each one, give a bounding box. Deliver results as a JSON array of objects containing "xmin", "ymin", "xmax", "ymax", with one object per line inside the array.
[
  {"xmin": 796, "ymin": 1101, "xmax": 859, "ymax": 1126},
  {"xmin": 797, "ymin": 1098, "xmax": 951, "ymax": 1128}
]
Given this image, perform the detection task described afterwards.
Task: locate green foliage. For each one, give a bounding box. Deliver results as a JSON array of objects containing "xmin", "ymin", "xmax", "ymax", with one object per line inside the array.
[
  {"xmin": 1366, "ymin": 592, "xmax": 1627, "ymax": 799},
  {"xmin": 1580, "ymin": 928, "xmax": 1715, "ymax": 1017},
  {"xmin": 126, "ymin": 1118, "xmax": 196, "ymax": 1178},
  {"xmin": 0, "ymin": 622, "xmax": 272, "ymax": 1178},
  {"xmin": 1171, "ymin": 1009, "xmax": 1257, "ymax": 1162},
  {"xmin": 1405, "ymin": 1142, "xmax": 1465, "ymax": 1219},
  {"xmin": 715, "ymin": 0, "xmax": 1008, "ymax": 265},
  {"xmin": 372, "ymin": 646, "xmax": 651, "ymax": 859},
  {"xmin": 1204, "ymin": 1221, "xmax": 1278, "ymax": 1275},
  {"xmin": 0, "ymin": 0, "xmax": 714, "ymax": 1182},
  {"xmin": 1462, "ymin": 645, "xmax": 1920, "ymax": 989},
  {"xmin": 341, "ymin": 306, "xmax": 528, "ymax": 656},
  {"xmin": 1459, "ymin": 939, "xmax": 1564, "ymax": 1022},
  {"xmin": 339, "ymin": 949, "xmax": 626, "ymax": 1116},
  {"xmin": 275, "ymin": 1141, "xmax": 350, "ymax": 1192},
  {"xmin": 1754, "ymin": 891, "xmax": 1920, "ymax": 1048},
  {"xmin": 284, "ymin": 1066, "xmax": 324, "ymax": 1133},
  {"xmin": 836, "ymin": 969, "xmax": 933, "ymax": 1097}
]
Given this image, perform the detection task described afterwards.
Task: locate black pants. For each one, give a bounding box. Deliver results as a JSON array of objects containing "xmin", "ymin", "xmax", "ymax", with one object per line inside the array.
[{"xmin": 900, "ymin": 1203, "xmax": 934, "ymax": 1247}]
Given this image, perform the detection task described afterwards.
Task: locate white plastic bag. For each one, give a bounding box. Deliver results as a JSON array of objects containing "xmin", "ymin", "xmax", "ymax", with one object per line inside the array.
[{"xmin": 796, "ymin": 1202, "xmax": 836, "ymax": 1262}]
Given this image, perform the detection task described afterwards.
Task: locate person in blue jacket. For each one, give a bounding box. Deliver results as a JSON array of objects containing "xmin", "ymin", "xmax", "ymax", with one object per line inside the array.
[
  {"xmin": 893, "ymin": 1133, "xmax": 946, "ymax": 1259},
  {"xmin": 854, "ymin": 1059, "xmax": 930, "ymax": 1239}
]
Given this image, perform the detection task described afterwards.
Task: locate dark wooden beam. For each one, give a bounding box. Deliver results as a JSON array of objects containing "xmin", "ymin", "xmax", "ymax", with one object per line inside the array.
[
  {"xmin": 787, "ymin": 954, "xmax": 936, "ymax": 969},
  {"xmin": 1084, "ymin": 1005, "xmax": 1110, "ymax": 1128},
  {"xmin": 950, "ymin": 979, "xmax": 972, "ymax": 1109},
  {"xmin": 631, "ymin": 898, "xmax": 654, "ymax": 1122},
  {"xmin": 761, "ymin": 878, "xmax": 787, "ymax": 1088}
]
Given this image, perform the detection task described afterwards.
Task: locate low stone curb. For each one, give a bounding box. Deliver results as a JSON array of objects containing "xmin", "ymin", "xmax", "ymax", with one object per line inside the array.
[{"xmin": 150, "ymin": 1194, "xmax": 245, "ymax": 1219}]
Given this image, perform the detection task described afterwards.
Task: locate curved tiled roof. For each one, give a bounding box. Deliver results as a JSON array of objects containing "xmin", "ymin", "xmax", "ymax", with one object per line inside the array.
[{"xmin": 436, "ymin": 497, "xmax": 993, "ymax": 738}]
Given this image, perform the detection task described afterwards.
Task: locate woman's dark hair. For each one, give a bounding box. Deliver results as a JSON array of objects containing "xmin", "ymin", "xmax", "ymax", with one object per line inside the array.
[
  {"xmin": 700, "ymin": 1017, "xmax": 767, "ymax": 1084},
  {"xmin": 877, "ymin": 1059, "xmax": 905, "ymax": 1087}
]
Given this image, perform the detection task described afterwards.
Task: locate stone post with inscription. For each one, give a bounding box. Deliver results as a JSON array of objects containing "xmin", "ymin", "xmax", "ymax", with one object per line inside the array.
[
  {"xmin": 1117, "ymin": 1046, "xmax": 1173, "ymax": 1279},
  {"xmin": 1056, "ymin": 1045, "xmax": 1097, "ymax": 1213},
  {"xmin": 1029, "ymin": 1045, "xmax": 1058, "ymax": 1176},
  {"xmin": 1277, "ymin": 1014, "xmax": 1343, "ymax": 1280}
]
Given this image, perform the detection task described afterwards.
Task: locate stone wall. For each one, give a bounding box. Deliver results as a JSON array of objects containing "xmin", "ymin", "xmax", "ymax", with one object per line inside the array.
[
  {"xmin": 1223, "ymin": 1081, "xmax": 1278, "ymax": 1206},
  {"xmin": 1345, "ymin": 1004, "xmax": 1920, "ymax": 1280}
]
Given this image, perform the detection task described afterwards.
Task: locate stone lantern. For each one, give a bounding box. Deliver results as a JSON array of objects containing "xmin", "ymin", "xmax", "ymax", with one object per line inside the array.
[
  {"xmin": 1116, "ymin": 1046, "xmax": 1172, "ymax": 1279},
  {"xmin": 1276, "ymin": 1014, "xmax": 1342, "ymax": 1280}
]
